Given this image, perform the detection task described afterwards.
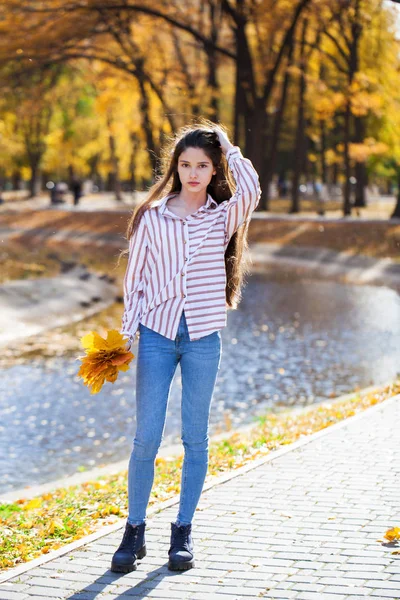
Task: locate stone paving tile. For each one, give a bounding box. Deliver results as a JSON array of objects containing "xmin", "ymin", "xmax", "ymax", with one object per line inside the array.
[
  {"xmin": 0, "ymin": 591, "xmax": 30, "ymax": 600},
  {"xmin": 1, "ymin": 396, "xmax": 400, "ymax": 600},
  {"xmin": 294, "ymin": 595, "xmax": 347, "ymax": 600}
]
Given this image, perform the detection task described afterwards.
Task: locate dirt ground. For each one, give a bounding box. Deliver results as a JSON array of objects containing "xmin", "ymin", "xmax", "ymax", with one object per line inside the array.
[
  {"xmin": 1, "ymin": 208, "xmax": 399, "ymax": 261},
  {"xmin": 249, "ymin": 218, "xmax": 400, "ymax": 260}
]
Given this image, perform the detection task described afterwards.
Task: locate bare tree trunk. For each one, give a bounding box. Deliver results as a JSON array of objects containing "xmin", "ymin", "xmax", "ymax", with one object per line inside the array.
[
  {"xmin": 206, "ymin": 0, "xmax": 222, "ymax": 121},
  {"xmin": 343, "ymin": 99, "xmax": 352, "ymax": 215},
  {"xmin": 12, "ymin": 169, "xmax": 22, "ymax": 190},
  {"xmin": 107, "ymin": 115, "xmax": 123, "ymax": 201},
  {"xmin": 137, "ymin": 73, "xmax": 159, "ymax": 176},
  {"xmin": 320, "ymin": 119, "xmax": 327, "ymax": 184},
  {"xmin": 353, "ymin": 116, "xmax": 367, "ymax": 207},
  {"xmin": 290, "ymin": 17, "xmax": 308, "ymax": 214},
  {"xmin": 233, "ymin": 61, "xmax": 246, "ymax": 147},
  {"xmin": 88, "ymin": 153, "xmax": 100, "ymax": 181},
  {"xmin": 351, "ymin": 0, "xmax": 365, "ymax": 209},
  {"xmin": 129, "ymin": 132, "xmax": 140, "ymax": 194},
  {"xmin": 28, "ymin": 158, "xmax": 41, "ymax": 198},
  {"xmin": 391, "ymin": 168, "xmax": 400, "ymax": 219},
  {"xmin": 343, "ymin": 0, "xmax": 363, "ymax": 215},
  {"xmin": 232, "ymin": 7, "xmax": 253, "ymax": 152},
  {"xmin": 261, "ymin": 39, "xmax": 294, "ymax": 210}
]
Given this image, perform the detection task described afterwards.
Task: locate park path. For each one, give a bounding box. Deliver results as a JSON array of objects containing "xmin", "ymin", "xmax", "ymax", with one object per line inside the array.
[
  {"xmin": 0, "ymin": 395, "xmax": 399, "ymax": 600},
  {"xmin": 0, "ymin": 190, "xmax": 396, "ymax": 219}
]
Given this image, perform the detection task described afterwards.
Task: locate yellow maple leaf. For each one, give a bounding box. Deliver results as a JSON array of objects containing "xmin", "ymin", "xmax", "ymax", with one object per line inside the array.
[
  {"xmin": 109, "ymin": 506, "xmax": 121, "ymax": 515},
  {"xmin": 106, "ymin": 329, "xmax": 126, "ymax": 349},
  {"xmin": 46, "ymin": 519, "xmax": 65, "ymax": 535},
  {"xmin": 77, "ymin": 329, "xmax": 134, "ymax": 394},
  {"xmin": 80, "ymin": 331, "xmax": 108, "ymax": 352},
  {"xmin": 110, "ymin": 352, "xmax": 133, "ymax": 366},
  {"xmin": 23, "ymin": 498, "xmax": 41, "ymax": 510}
]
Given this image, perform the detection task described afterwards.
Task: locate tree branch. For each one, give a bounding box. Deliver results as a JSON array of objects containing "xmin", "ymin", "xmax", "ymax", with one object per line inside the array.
[
  {"xmin": 20, "ymin": 2, "xmax": 236, "ymax": 60},
  {"xmin": 302, "ymin": 41, "xmax": 347, "ymax": 74},
  {"xmin": 323, "ymin": 29, "xmax": 349, "ymax": 65},
  {"xmin": 262, "ymin": 0, "xmax": 311, "ymax": 104}
]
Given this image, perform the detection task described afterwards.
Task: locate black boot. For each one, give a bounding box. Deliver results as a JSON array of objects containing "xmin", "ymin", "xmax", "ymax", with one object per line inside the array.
[
  {"xmin": 111, "ymin": 521, "xmax": 146, "ymax": 573},
  {"xmin": 168, "ymin": 522, "xmax": 195, "ymax": 571}
]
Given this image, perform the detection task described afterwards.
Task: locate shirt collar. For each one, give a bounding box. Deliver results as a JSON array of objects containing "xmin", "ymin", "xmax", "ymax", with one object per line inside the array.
[{"xmin": 157, "ymin": 192, "xmax": 218, "ymax": 216}]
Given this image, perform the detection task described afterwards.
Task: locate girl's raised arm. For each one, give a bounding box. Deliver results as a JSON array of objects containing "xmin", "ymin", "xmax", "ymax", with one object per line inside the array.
[
  {"xmin": 223, "ymin": 145, "xmax": 261, "ymax": 242},
  {"xmin": 121, "ymin": 216, "xmax": 148, "ymax": 345}
]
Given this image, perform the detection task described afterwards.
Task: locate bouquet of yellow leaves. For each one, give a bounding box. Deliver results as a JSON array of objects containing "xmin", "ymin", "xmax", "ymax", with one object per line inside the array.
[{"xmin": 77, "ymin": 329, "xmax": 134, "ymax": 394}]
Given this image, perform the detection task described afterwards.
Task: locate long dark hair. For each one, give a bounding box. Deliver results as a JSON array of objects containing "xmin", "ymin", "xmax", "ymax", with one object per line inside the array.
[{"xmin": 124, "ymin": 118, "xmax": 251, "ymax": 309}]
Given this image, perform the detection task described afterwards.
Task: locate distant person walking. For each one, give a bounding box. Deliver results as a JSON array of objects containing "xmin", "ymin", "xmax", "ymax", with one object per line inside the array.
[
  {"xmin": 111, "ymin": 119, "xmax": 261, "ymax": 574},
  {"xmin": 71, "ymin": 176, "xmax": 82, "ymax": 206}
]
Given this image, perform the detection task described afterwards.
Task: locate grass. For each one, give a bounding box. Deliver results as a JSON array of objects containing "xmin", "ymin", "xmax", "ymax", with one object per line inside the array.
[{"xmin": 0, "ymin": 377, "xmax": 399, "ymax": 572}]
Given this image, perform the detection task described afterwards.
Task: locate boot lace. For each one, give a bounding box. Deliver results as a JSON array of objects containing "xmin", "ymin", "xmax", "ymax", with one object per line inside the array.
[
  {"xmin": 119, "ymin": 524, "xmax": 139, "ymax": 551},
  {"xmin": 173, "ymin": 525, "xmax": 191, "ymax": 551}
]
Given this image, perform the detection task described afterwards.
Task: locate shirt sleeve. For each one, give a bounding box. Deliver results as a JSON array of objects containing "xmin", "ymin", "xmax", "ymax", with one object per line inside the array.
[
  {"xmin": 120, "ymin": 215, "xmax": 148, "ymax": 344},
  {"xmin": 223, "ymin": 145, "xmax": 261, "ymax": 243}
]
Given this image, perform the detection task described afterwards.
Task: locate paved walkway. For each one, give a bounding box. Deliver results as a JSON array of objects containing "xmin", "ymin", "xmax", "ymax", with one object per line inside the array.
[
  {"xmin": 1, "ymin": 191, "xmax": 397, "ymax": 220},
  {"xmin": 1, "ymin": 396, "xmax": 399, "ymax": 600}
]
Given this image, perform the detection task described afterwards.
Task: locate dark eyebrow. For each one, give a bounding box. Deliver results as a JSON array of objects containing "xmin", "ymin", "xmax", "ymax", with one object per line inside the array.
[{"xmin": 179, "ymin": 159, "xmax": 211, "ymax": 164}]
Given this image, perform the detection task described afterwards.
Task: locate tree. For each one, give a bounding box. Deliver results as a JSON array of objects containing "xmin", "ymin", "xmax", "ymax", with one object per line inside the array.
[
  {"xmin": 0, "ymin": 0, "xmax": 233, "ymax": 174},
  {"xmin": 1, "ymin": 67, "xmax": 64, "ymax": 196},
  {"xmin": 1, "ymin": 0, "xmax": 400, "ymax": 218},
  {"xmin": 304, "ymin": 0, "xmax": 395, "ymax": 215}
]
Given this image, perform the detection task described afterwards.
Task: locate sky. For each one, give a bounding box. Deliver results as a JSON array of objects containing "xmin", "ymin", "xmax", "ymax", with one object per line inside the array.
[{"xmin": 384, "ymin": 0, "xmax": 400, "ymax": 36}]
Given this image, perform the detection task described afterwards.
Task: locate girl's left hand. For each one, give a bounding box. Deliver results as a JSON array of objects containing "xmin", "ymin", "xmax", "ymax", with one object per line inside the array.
[{"xmin": 214, "ymin": 125, "xmax": 234, "ymax": 155}]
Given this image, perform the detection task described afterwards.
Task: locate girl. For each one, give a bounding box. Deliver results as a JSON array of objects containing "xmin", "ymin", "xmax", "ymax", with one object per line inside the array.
[{"xmin": 111, "ymin": 119, "xmax": 261, "ymax": 573}]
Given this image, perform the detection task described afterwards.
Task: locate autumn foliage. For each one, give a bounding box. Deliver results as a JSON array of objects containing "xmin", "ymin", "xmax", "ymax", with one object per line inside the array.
[
  {"xmin": 77, "ymin": 329, "xmax": 134, "ymax": 394},
  {"xmin": 1, "ymin": 0, "xmax": 400, "ymax": 215}
]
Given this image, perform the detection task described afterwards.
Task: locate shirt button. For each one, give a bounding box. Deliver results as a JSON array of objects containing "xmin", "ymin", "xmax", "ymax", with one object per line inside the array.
[
  {"xmin": 183, "ymin": 240, "xmax": 187, "ymax": 244},
  {"xmin": 182, "ymin": 293, "xmax": 186, "ymax": 298},
  {"xmin": 185, "ymin": 257, "xmax": 188, "ymax": 261},
  {"xmin": 181, "ymin": 271, "xmax": 185, "ymax": 276}
]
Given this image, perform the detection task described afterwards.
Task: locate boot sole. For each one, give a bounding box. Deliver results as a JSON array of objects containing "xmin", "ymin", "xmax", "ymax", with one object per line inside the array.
[
  {"xmin": 167, "ymin": 558, "xmax": 195, "ymax": 571},
  {"xmin": 110, "ymin": 545, "xmax": 147, "ymax": 573}
]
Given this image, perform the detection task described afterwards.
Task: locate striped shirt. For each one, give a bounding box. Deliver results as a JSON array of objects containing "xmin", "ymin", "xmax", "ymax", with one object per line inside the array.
[{"xmin": 121, "ymin": 145, "xmax": 261, "ymax": 342}]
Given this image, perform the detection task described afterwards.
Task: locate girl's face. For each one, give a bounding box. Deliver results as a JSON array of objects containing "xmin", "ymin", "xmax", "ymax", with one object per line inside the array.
[{"xmin": 177, "ymin": 147, "xmax": 216, "ymax": 196}]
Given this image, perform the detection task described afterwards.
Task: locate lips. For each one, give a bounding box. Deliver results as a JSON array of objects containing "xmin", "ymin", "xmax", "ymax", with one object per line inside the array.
[{"xmin": 189, "ymin": 182, "xmax": 200, "ymax": 186}]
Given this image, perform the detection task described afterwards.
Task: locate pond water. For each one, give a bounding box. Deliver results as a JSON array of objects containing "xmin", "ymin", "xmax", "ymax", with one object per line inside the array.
[{"xmin": 1, "ymin": 271, "xmax": 399, "ymax": 494}]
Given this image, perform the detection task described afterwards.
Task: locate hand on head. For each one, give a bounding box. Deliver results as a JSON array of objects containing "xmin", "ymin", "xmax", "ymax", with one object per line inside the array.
[{"xmin": 212, "ymin": 126, "xmax": 234, "ymax": 155}]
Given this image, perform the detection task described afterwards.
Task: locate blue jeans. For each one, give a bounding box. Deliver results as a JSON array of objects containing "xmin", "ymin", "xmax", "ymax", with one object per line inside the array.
[{"xmin": 127, "ymin": 310, "xmax": 222, "ymax": 526}]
